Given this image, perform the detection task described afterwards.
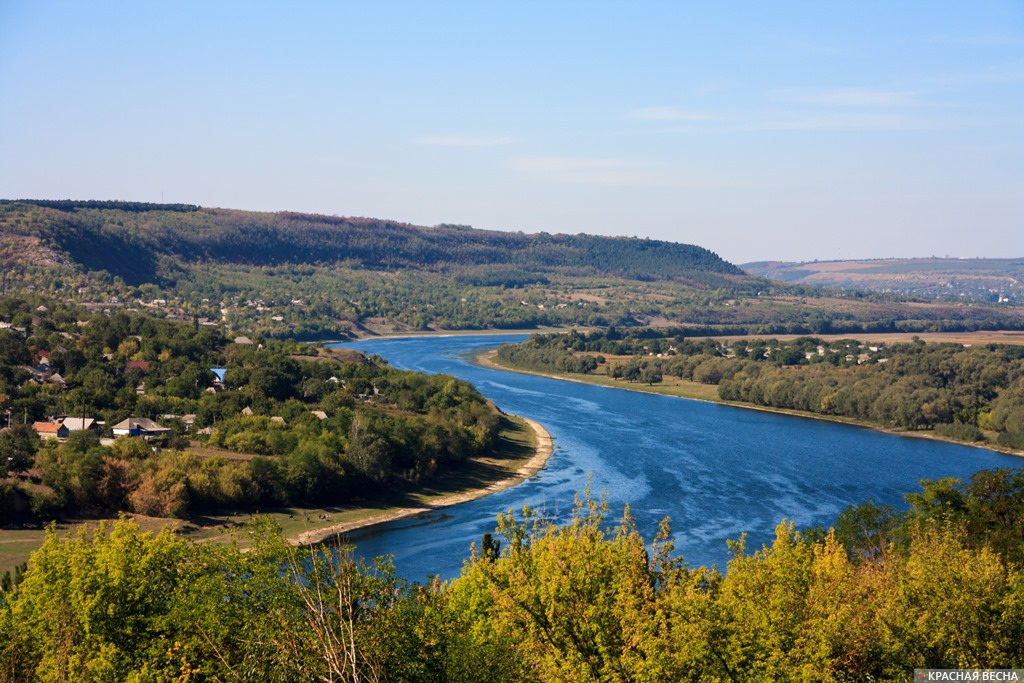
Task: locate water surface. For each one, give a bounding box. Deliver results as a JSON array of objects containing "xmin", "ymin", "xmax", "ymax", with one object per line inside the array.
[{"xmin": 334, "ymin": 335, "xmax": 1021, "ymax": 581}]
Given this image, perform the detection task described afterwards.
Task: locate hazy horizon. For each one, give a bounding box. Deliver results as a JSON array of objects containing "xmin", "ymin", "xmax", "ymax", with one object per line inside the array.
[{"xmin": 2, "ymin": 2, "xmax": 1021, "ymax": 264}]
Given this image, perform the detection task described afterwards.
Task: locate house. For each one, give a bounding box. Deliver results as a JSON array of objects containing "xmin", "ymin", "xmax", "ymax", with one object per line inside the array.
[
  {"xmin": 62, "ymin": 417, "xmax": 98, "ymax": 433},
  {"xmin": 32, "ymin": 421, "xmax": 69, "ymax": 440},
  {"xmin": 126, "ymin": 360, "xmax": 150, "ymax": 372},
  {"xmin": 111, "ymin": 417, "xmax": 171, "ymax": 438},
  {"xmin": 0, "ymin": 322, "xmax": 25, "ymax": 335},
  {"xmin": 310, "ymin": 410, "xmax": 328, "ymax": 421},
  {"xmin": 209, "ymin": 368, "xmax": 227, "ymax": 391},
  {"xmin": 159, "ymin": 414, "xmax": 197, "ymax": 431},
  {"xmin": 34, "ymin": 353, "xmax": 50, "ymax": 373},
  {"xmin": 234, "ymin": 336, "xmax": 254, "ymax": 346}
]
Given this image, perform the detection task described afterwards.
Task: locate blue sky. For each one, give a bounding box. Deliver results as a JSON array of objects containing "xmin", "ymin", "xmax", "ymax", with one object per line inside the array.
[{"xmin": 1, "ymin": 1, "xmax": 1021, "ymax": 264}]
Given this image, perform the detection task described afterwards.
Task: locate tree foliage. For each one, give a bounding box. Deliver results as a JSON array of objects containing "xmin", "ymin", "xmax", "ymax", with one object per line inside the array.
[
  {"xmin": 5, "ymin": 476, "xmax": 1024, "ymax": 680},
  {"xmin": 0, "ymin": 297, "xmax": 501, "ymax": 522}
]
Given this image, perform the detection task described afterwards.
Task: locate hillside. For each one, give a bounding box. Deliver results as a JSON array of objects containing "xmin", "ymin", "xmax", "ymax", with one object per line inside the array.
[
  {"xmin": 0, "ymin": 200, "xmax": 744, "ymax": 287},
  {"xmin": 3, "ymin": 200, "xmax": 1024, "ymax": 339},
  {"xmin": 744, "ymin": 257, "xmax": 1024, "ymax": 305}
]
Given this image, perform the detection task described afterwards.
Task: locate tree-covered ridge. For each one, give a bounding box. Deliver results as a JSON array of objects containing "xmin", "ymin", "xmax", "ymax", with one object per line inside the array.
[
  {"xmin": 496, "ymin": 330, "xmax": 1024, "ymax": 450},
  {"xmin": 2, "ymin": 473, "xmax": 1023, "ymax": 681},
  {"xmin": 0, "ymin": 199, "xmax": 201, "ymax": 213},
  {"xmin": 5, "ymin": 199, "xmax": 1024, "ymax": 340},
  {"xmin": 0, "ymin": 200, "xmax": 743, "ymax": 285},
  {"xmin": 0, "ymin": 295, "xmax": 501, "ymax": 522}
]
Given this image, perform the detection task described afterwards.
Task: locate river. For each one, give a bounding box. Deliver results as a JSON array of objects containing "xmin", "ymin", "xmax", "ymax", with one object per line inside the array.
[{"xmin": 332, "ymin": 334, "xmax": 1021, "ymax": 582}]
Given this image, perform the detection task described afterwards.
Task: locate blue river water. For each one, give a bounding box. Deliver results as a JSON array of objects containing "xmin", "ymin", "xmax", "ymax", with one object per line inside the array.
[{"xmin": 332, "ymin": 334, "xmax": 1022, "ymax": 582}]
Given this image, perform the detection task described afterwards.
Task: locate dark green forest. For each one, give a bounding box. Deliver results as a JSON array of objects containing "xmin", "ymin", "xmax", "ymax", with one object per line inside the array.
[
  {"xmin": 0, "ymin": 200, "xmax": 743, "ymax": 286},
  {"xmin": 496, "ymin": 330, "xmax": 1024, "ymax": 451}
]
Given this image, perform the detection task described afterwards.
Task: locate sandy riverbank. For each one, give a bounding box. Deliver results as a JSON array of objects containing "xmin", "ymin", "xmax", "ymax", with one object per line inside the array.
[{"xmin": 290, "ymin": 417, "xmax": 554, "ymax": 546}]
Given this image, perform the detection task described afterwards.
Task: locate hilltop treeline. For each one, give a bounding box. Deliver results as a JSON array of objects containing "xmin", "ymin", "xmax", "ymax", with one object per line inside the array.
[
  {"xmin": 0, "ymin": 199, "xmax": 201, "ymax": 213},
  {"xmin": 497, "ymin": 330, "xmax": 1024, "ymax": 449},
  {"xmin": 0, "ymin": 296, "xmax": 500, "ymax": 521},
  {"xmin": 0, "ymin": 201, "xmax": 742, "ymax": 286},
  {"xmin": 3, "ymin": 472, "xmax": 1024, "ymax": 680}
]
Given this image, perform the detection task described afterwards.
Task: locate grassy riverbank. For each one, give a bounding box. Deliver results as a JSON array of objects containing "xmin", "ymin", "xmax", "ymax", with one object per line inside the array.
[
  {"xmin": 477, "ymin": 350, "xmax": 1024, "ymax": 458},
  {"xmin": 0, "ymin": 414, "xmax": 552, "ymax": 574}
]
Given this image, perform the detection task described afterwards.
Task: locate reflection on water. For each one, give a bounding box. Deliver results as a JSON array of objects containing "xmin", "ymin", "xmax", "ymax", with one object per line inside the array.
[{"xmin": 331, "ymin": 335, "xmax": 1021, "ymax": 582}]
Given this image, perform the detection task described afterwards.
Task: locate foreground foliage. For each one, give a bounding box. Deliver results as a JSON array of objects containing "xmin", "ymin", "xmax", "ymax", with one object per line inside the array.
[{"xmin": 2, "ymin": 474, "xmax": 1023, "ymax": 681}]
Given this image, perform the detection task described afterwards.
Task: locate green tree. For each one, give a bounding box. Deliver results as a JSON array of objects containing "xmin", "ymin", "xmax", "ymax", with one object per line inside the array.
[
  {"xmin": 0, "ymin": 424, "xmax": 40, "ymax": 473},
  {"xmin": 451, "ymin": 493, "xmax": 675, "ymax": 682}
]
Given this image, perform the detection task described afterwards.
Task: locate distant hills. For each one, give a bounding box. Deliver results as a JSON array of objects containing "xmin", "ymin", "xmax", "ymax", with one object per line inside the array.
[
  {"xmin": 743, "ymin": 258, "xmax": 1024, "ymax": 305},
  {"xmin": 0, "ymin": 200, "xmax": 746, "ymax": 288},
  {"xmin": 3, "ymin": 199, "xmax": 1023, "ymax": 339}
]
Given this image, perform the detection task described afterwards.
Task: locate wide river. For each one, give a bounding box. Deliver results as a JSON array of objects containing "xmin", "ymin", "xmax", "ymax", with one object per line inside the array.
[{"xmin": 333, "ymin": 334, "xmax": 1021, "ymax": 581}]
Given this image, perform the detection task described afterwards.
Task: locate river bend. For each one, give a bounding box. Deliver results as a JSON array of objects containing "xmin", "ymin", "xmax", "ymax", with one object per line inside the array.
[{"xmin": 333, "ymin": 334, "xmax": 1021, "ymax": 581}]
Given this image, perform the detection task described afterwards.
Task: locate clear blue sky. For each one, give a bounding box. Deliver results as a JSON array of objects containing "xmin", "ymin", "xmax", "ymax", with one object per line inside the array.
[{"xmin": 2, "ymin": 1, "xmax": 1021, "ymax": 264}]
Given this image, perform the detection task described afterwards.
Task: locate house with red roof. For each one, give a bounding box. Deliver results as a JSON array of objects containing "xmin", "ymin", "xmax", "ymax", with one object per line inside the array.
[{"xmin": 31, "ymin": 421, "xmax": 69, "ymax": 440}]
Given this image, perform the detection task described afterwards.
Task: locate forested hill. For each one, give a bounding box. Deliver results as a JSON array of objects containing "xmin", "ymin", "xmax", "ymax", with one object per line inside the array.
[{"xmin": 0, "ymin": 200, "xmax": 745, "ymax": 287}]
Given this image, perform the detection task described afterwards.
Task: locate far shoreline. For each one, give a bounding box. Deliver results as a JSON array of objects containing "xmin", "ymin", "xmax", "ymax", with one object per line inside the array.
[
  {"xmin": 474, "ymin": 349, "xmax": 1024, "ymax": 460},
  {"xmin": 333, "ymin": 331, "xmax": 1024, "ymax": 460},
  {"xmin": 323, "ymin": 326, "xmax": 575, "ymax": 346}
]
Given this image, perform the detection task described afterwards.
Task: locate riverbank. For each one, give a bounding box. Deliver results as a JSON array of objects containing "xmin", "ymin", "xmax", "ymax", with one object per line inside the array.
[
  {"xmin": 0, "ymin": 414, "xmax": 554, "ymax": 573},
  {"xmin": 476, "ymin": 350, "xmax": 1024, "ymax": 459},
  {"xmin": 289, "ymin": 415, "xmax": 553, "ymax": 546},
  {"xmin": 338, "ymin": 325, "xmax": 586, "ymax": 343}
]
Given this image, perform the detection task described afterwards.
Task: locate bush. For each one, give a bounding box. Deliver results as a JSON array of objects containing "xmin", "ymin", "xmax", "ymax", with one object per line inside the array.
[
  {"xmin": 933, "ymin": 423, "xmax": 984, "ymax": 442},
  {"xmin": 996, "ymin": 431, "xmax": 1024, "ymax": 450}
]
